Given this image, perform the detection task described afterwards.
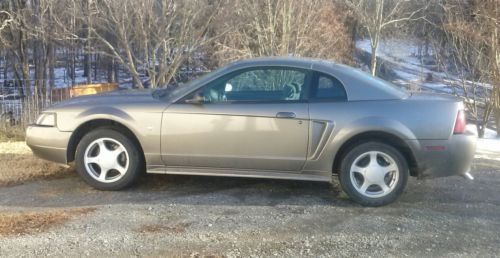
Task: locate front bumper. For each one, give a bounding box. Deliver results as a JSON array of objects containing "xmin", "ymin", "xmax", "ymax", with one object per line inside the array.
[
  {"xmin": 407, "ymin": 131, "xmax": 477, "ymax": 179},
  {"xmin": 25, "ymin": 125, "xmax": 72, "ymax": 164}
]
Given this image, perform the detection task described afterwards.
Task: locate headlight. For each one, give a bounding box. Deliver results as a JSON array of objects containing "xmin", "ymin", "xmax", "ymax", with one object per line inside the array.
[{"xmin": 35, "ymin": 113, "xmax": 56, "ymax": 126}]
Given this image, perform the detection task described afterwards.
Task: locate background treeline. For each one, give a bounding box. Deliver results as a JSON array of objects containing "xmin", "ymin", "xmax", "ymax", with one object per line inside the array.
[{"xmin": 0, "ymin": 0, "xmax": 498, "ymax": 136}]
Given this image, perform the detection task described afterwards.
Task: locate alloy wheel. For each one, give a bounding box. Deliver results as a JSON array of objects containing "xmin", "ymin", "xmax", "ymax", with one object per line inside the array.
[
  {"xmin": 349, "ymin": 151, "xmax": 399, "ymax": 198},
  {"xmin": 83, "ymin": 137, "xmax": 129, "ymax": 183}
]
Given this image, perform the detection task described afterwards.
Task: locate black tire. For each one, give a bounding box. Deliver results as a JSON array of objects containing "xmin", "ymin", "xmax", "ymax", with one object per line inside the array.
[
  {"xmin": 75, "ymin": 128, "xmax": 143, "ymax": 190},
  {"xmin": 338, "ymin": 141, "xmax": 408, "ymax": 207}
]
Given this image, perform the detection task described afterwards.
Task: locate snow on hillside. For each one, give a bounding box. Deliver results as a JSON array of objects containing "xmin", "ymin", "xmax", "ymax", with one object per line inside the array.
[{"xmin": 356, "ymin": 39, "xmax": 457, "ymax": 93}]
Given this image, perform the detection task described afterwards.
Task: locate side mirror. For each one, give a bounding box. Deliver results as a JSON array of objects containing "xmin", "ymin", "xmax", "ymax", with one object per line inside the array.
[{"xmin": 185, "ymin": 93, "xmax": 204, "ymax": 105}]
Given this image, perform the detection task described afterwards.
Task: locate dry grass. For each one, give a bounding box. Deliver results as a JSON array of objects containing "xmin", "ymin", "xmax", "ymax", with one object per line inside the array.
[
  {"xmin": 0, "ymin": 140, "xmax": 32, "ymax": 155},
  {"xmin": 0, "ymin": 127, "xmax": 26, "ymax": 142},
  {"xmin": 0, "ymin": 141, "xmax": 73, "ymax": 186},
  {"xmin": 136, "ymin": 222, "xmax": 191, "ymax": 234},
  {"xmin": 0, "ymin": 207, "xmax": 96, "ymax": 237}
]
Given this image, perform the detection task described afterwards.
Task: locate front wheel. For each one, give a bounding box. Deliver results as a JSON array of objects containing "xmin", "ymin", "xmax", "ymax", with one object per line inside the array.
[
  {"xmin": 75, "ymin": 128, "xmax": 143, "ymax": 190},
  {"xmin": 338, "ymin": 142, "xmax": 408, "ymax": 207}
]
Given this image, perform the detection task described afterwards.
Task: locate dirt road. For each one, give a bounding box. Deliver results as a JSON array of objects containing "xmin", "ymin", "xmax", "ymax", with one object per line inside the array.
[{"xmin": 0, "ymin": 157, "xmax": 499, "ymax": 257}]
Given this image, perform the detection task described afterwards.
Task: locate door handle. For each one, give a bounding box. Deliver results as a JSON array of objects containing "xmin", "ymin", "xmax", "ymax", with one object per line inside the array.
[{"xmin": 276, "ymin": 112, "xmax": 296, "ymax": 119}]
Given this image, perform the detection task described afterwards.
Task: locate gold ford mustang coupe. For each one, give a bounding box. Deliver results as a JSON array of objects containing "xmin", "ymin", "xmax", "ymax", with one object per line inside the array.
[{"xmin": 26, "ymin": 57, "xmax": 476, "ymax": 206}]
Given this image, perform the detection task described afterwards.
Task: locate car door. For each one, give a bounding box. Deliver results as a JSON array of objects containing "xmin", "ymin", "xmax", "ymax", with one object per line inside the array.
[{"xmin": 161, "ymin": 67, "xmax": 311, "ymax": 171}]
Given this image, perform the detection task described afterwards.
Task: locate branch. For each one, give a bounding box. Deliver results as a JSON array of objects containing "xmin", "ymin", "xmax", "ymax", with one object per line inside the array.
[
  {"xmin": 0, "ymin": 11, "xmax": 13, "ymax": 33},
  {"xmin": 381, "ymin": 7, "xmax": 427, "ymax": 28}
]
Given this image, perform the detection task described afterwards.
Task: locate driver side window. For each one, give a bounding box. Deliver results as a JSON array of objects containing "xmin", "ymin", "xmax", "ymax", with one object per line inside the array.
[{"xmin": 189, "ymin": 67, "xmax": 307, "ymax": 103}]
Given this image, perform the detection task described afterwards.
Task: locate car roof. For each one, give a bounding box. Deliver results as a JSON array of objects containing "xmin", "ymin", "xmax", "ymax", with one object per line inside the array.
[{"xmin": 229, "ymin": 56, "xmax": 317, "ymax": 69}]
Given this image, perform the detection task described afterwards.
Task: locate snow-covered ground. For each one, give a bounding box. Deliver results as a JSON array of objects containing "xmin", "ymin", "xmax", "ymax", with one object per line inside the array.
[
  {"xmin": 53, "ymin": 67, "xmax": 88, "ymax": 88},
  {"xmin": 356, "ymin": 39, "xmax": 451, "ymax": 92},
  {"xmin": 466, "ymin": 124, "xmax": 500, "ymax": 161}
]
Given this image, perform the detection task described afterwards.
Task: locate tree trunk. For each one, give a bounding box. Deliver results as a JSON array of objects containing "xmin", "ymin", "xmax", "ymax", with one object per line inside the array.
[
  {"xmin": 71, "ymin": 47, "xmax": 76, "ymax": 85},
  {"xmin": 495, "ymin": 108, "xmax": 500, "ymax": 137},
  {"xmin": 21, "ymin": 61, "xmax": 30, "ymax": 96},
  {"xmin": 370, "ymin": 45, "xmax": 377, "ymax": 76},
  {"xmin": 0, "ymin": 52, "xmax": 3, "ymax": 83},
  {"xmin": 95, "ymin": 53, "xmax": 99, "ymax": 81},
  {"xmin": 3, "ymin": 54, "xmax": 8, "ymax": 87},
  {"xmin": 424, "ymin": 37, "xmax": 430, "ymax": 56},
  {"xmin": 477, "ymin": 123, "xmax": 485, "ymax": 138},
  {"xmin": 107, "ymin": 59, "xmax": 115, "ymax": 83},
  {"xmin": 83, "ymin": 0, "xmax": 92, "ymax": 84},
  {"xmin": 48, "ymin": 44, "xmax": 55, "ymax": 90},
  {"xmin": 83, "ymin": 51, "xmax": 91, "ymax": 83},
  {"xmin": 34, "ymin": 42, "xmax": 41, "ymax": 101},
  {"xmin": 114, "ymin": 60, "xmax": 119, "ymax": 84}
]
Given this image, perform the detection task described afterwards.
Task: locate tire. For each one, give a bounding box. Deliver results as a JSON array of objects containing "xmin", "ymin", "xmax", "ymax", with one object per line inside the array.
[
  {"xmin": 338, "ymin": 141, "xmax": 408, "ymax": 207},
  {"xmin": 75, "ymin": 128, "xmax": 143, "ymax": 190}
]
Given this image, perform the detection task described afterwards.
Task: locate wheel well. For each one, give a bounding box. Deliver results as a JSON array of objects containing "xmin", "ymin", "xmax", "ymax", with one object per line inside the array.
[
  {"xmin": 66, "ymin": 119, "xmax": 145, "ymax": 163},
  {"xmin": 332, "ymin": 131, "xmax": 418, "ymax": 177}
]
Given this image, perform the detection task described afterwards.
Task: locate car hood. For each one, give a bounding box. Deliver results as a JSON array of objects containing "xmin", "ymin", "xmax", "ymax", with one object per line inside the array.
[{"xmin": 49, "ymin": 89, "xmax": 171, "ymax": 110}]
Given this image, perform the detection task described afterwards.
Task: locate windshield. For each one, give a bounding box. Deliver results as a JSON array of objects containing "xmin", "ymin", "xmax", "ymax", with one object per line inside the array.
[{"xmin": 152, "ymin": 64, "xmax": 232, "ymax": 101}]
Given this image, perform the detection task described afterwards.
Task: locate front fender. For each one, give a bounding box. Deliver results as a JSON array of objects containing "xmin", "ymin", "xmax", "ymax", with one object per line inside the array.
[
  {"xmin": 57, "ymin": 107, "xmax": 135, "ymax": 132},
  {"xmin": 59, "ymin": 106, "xmax": 163, "ymax": 169}
]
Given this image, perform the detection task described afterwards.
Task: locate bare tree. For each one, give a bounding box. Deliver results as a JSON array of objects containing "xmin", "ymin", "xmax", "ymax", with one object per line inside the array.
[
  {"xmin": 83, "ymin": 0, "xmax": 221, "ymax": 89},
  {"xmin": 212, "ymin": 0, "xmax": 353, "ymax": 66},
  {"xmin": 0, "ymin": 0, "xmax": 349, "ymax": 131},
  {"xmin": 476, "ymin": 0, "xmax": 500, "ymax": 136},
  {"xmin": 82, "ymin": 0, "xmax": 92, "ymax": 84},
  {"xmin": 345, "ymin": 0, "xmax": 427, "ymax": 76},
  {"xmin": 0, "ymin": 0, "xmax": 31, "ymax": 97},
  {"xmin": 445, "ymin": 39, "xmax": 493, "ymax": 137},
  {"xmin": 434, "ymin": 0, "xmax": 499, "ymax": 137}
]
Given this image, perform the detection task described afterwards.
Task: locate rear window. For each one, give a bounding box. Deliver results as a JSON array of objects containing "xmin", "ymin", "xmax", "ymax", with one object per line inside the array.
[
  {"xmin": 311, "ymin": 73, "xmax": 347, "ymax": 101},
  {"xmin": 316, "ymin": 61, "xmax": 410, "ymax": 100}
]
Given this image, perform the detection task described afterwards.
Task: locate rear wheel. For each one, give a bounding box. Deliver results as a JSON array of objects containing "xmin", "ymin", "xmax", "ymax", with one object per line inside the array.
[
  {"xmin": 75, "ymin": 128, "xmax": 143, "ymax": 190},
  {"xmin": 338, "ymin": 141, "xmax": 408, "ymax": 206}
]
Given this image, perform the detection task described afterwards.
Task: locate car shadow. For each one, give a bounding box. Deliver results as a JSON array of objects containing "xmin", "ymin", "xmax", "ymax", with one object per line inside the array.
[
  {"xmin": 0, "ymin": 170, "xmax": 355, "ymax": 209},
  {"xmin": 1, "ymin": 157, "xmax": 499, "ymax": 210}
]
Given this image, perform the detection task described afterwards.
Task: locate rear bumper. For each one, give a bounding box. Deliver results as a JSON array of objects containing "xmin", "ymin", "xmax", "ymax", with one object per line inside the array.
[
  {"xmin": 25, "ymin": 125, "xmax": 72, "ymax": 164},
  {"xmin": 407, "ymin": 131, "xmax": 477, "ymax": 179}
]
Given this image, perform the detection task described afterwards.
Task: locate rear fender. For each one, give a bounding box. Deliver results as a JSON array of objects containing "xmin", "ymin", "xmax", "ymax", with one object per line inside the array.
[{"xmin": 303, "ymin": 116, "xmax": 418, "ymax": 172}]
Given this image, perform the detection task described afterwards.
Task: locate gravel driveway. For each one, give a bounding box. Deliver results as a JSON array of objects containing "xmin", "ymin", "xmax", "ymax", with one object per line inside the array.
[{"xmin": 0, "ymin": 158, "xmax": 499, "ymax": 257}]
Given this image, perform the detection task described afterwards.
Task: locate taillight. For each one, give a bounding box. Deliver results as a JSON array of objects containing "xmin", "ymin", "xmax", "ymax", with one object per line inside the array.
[{"xmin": 453, "ymin": 110, "xmax": 466, "ymax": 134}]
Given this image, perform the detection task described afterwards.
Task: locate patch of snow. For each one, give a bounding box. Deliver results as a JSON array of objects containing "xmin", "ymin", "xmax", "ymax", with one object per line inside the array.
[
  {"xmin": 356, "ymin": 39, "xmax": 372, "ymax": 54},
  {"xmin": 421, "ymin": 82, "xmax": 454, "ymax": 94},
  {"xmin": 393, "ymin": 69, "xmax": 420, "ymax": 82},
  {"xmin": 466, "ymin": 124, "xmax": 500, "ymax": 161}
]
